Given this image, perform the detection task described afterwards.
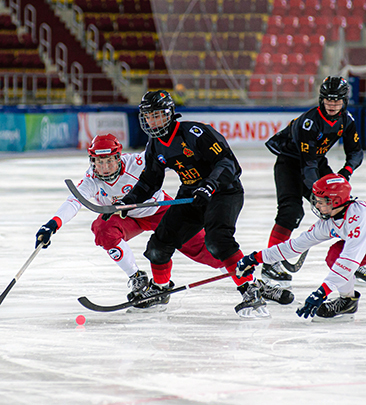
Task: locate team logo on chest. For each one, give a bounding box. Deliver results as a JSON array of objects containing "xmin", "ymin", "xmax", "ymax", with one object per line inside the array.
[
  {"xmin": 157, "ymin": 154, "xmax": 167, "ymax": 164},
  {"xmin": 100, "ymin": 187, "xmax": 108, "ymax": 197},
  {"xmin": 181, "ymin": 142, "xmax": 194, "ymax": 157},
  {"xmin": 189, "ymin": 126, "xmax": 203, "ymax": 137},
  {"xmin": 122, "ymin": 185, "xmax": 133, "ymax": 194},
  {"xmin": 302, "ymin": 119, "xmax": 314, "ymax": 130}
]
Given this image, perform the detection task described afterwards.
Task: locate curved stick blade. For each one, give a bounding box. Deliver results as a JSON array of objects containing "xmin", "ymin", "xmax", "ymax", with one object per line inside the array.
[{"xmin": 282, "ymin": 250, "xmax": 309, "ymax": 273}]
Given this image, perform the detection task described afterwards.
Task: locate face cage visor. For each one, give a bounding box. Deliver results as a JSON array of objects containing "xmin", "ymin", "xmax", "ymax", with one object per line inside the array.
[
  {"xmin": 89, "ymin": 154, "xmax": 122, "ymax": 182},
  {"xmin": 139, "ymin": 108, "xmax": 173, "ymax": 138},
  {"xmin": 310, "ymin": 193, "xmax": 333, "ymax": 220}
]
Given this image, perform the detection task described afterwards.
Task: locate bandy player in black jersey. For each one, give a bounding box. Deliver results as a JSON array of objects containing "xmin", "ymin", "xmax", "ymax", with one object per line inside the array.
[
  {"xmin": 262, "ymin": 76, "xmax": 363, "ymax": 287},
  {"xmin": 108, "ymin": 90, "xmax": 292, "ymax": 318}
]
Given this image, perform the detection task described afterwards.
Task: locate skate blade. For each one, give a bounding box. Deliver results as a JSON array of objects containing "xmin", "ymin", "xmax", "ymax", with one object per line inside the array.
[
  {"xmin": 260, "ymin": 276, "xmax": 292, "ymax": 289},
  {"xmin": 126, "ymin": 304, "xmax": 168, "ymax": 314},
  {"xmin": 312, "ymin": 313, "xmax": 355, "ymax": 323},
  {"xmin": 355, "ymin": 278, "xmax": 366, "ymax": 286},
  {"xmin": 236, "ymin": 306, "xmax": 271, "ymax": 320}
]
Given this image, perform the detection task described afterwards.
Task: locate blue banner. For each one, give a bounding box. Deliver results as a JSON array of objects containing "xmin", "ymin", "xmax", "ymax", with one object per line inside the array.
[{"xmin": 0, "ymin": 113, "xmax": 27, "ymax": 151}]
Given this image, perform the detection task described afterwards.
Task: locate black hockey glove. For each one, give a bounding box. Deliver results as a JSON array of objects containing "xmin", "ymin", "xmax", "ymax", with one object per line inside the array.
[
  {"xmin": 192, "ymin": 182, "xmax": 215, "ymax": 207},
  {"xmin": 35, "ymin": 219, "xmax": 58, "ymax": 249},
  {"xmin": 337, "ymin": 167, "xmax": 352, "ymax": 181},
  {"xmin": 102, "ymin": 200, "xmax": 128, "ymax": 221},
  {"xmin": 296, "ymin": 285, "xmax": 327, "ymax": 318},
  {"xmin": 236, "ymin": 252, "xmax": 259, "ymax": 278}
]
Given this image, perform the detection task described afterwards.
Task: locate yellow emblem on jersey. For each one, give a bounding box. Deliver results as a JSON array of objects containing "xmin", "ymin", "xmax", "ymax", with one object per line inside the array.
[
  {"xmin": 183, "ymin": 147, "xmax": 194, "ymax": 157},
  {"xmin": 175, "ymin": 160, "xmax": 185, "ymax": 169}
]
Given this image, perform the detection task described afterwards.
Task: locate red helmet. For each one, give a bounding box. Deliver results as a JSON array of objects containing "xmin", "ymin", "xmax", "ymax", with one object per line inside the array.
[
  {"xmin": 88, "ymin": 134, "xmax": 122, "ymax": 157},
  {"xmin": 311, "ymin": 174, "xmax": 352, "ymax": 219},
  {"xmin": 88, "ymin": 134, "xmax": 125, "ymax": 181}
]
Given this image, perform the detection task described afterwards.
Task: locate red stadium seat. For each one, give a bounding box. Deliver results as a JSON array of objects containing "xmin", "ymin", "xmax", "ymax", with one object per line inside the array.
[
  {"xmin": 277, "ymin": 34, "xmax": 294, "ymax": 54},
  {"xmin": 337, "ymin": 0, "xmax": 354, "ymax": 16},
  {"xmin": 293, "ymin": 34, "xmax": 310, "ymax": 53},
  {"xmin": 308, "ymin": 34, "xmax": 325, "ymax": 58},
  {"xmin": 298, "ymin": 16, "xmax": 317, "ymax": 36},
  {"xmin": 271, "ymin": 53, "xmax": 289, "ymax": 73},
  {"xmin": 254, "ymin": 52, "xmax": 272, "ymax": 74},
  {"xmin": 287, "ymin": 53, "xmax": 304, "ymax": 73},
  {"xmin": 345, "ymin": 16, "xmax": 363, "ymax": 42},
  {"xmin": 261, "ymin": 34, "xmax": 278, "ymax": 53},
  {"xmin": 287, "ymin": 0, "xmax": 305, "ymax": 16},
  {"xmin": 304, "ymin": 0, "xmax": 321, "ymax": 16},
  {"xmin": 249, "ymin": 76, "xmax": 274, "ymax": 99},
  {"xmin": 272, "ymin": 0, "xmax": 289, "ymax": 15},
  {"xmin": 282, "ymin": 16, "xmax": 300, "ymax": 36},
  {"xmin": 303, "ymin": 53, "xmax": 320, "ymax": 74},
  {"xmin": 314, "ymin": 16, "xmax": 333, "ymax": 39},
  {"xmin": 266, "ymin": 15, "xmax": 284, "ymax": 36}
]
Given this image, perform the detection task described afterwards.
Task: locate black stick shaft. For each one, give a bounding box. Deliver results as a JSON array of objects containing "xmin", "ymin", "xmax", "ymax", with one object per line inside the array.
[{"xmin": 0, "ymin": 243, "xmax": 44, "ymax": 305}]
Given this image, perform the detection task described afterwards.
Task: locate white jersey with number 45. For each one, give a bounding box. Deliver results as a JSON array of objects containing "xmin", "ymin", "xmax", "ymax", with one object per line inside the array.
[
  {"xmin": 262, "ymin": 200, "xmax": 366, "ymax": 292},
  {"xmin": 54, "ymin": 151, "xmax": 165, "ymax": 227}
]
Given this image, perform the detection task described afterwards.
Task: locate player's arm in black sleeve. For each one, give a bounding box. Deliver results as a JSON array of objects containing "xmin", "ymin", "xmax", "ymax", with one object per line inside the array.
[
  {"xmin": 297, "ymin": 125, "xmax": 320, "ymax": 190},
  {"xmin": 339, "ymin": 116, "xmax": 363, "ymax": 180},
  {"xmin": 122, "ymin": 147, "xmax": 166, "ymax": 205},
  {"xmin": 197, "ymin": 125, "xmax": 240, "ymax": 190}
]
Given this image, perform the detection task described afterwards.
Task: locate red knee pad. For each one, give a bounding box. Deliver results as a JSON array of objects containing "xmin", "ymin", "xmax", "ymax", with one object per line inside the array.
[{"xmin": 91, "ymin": 215, "xmax": 123, "ymax": 250}]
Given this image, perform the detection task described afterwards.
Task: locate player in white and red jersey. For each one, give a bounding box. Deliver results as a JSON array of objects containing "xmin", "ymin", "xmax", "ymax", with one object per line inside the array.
[
  {"xmin": 35, "ymin": 134, "xmax": 226, "ymax": 301},
  {"xmin": 236, "ymin": 173, "xmax": 364, "ymax": 321}
]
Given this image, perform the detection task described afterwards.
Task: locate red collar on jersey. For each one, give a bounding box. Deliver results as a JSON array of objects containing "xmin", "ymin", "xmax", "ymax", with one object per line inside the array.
[
  {"xmin": 317, "ymin": 106, "xmax": 341, "ymax": 127},
  {"xmin": 158, "ymin": 121, "xmax": 180, "ymax": 147}
]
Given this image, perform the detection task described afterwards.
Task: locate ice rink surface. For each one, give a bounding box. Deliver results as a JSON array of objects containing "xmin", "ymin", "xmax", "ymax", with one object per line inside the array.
[{"xmin": 1, "ymin": 145, "xmax": 366, "ymax": 405}]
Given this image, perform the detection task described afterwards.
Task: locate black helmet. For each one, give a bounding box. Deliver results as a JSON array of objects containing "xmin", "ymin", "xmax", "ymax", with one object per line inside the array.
[
  {"xmin": 139, "ymin": 90, "xmax": 175, "ymax": 138},
  {"xmin": 319, "ymin": 76, "xmax": 349, "ymax": 113}
]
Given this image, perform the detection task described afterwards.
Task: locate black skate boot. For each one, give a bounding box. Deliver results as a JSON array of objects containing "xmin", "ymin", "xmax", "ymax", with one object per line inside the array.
[
  {"xmin": 133, "ymin": 279, "xmax": 175, "ymax": 309},
  {"xmin": 127, "ymin": 270, "xmax": 149, "ymax": 301},
  {"xmin": 261, "ymin": 262, "xmax": 292, "ymax": 288},
  {"xmin": 355, "ymin": 266, "xmax": 366, "ymax": 283},
  {"xmin": 235, "ymin": 282, "xmax": 270, "ymax": 319},
  {"xmin": 257, "ymin": 279, "xmax": 294, "ymax": 305},
  {"xmin": 314, "ymin": 291, "xmax": 361, "ymax": 322}
]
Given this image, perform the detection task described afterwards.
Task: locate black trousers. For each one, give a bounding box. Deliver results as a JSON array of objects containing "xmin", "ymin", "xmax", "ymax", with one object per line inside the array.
[
  {"xmin": 144, "ymin": 187, "xmax": 244, "ymax": 265},
  {"xmin": 274, "ymin": 154, "xmax": 332, "ymax": 231}
]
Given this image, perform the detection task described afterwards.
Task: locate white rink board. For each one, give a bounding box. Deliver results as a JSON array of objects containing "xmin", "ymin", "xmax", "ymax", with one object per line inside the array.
[
  {"xmin": 0, "ymin": 145, "xmax": 366, "ymax": 405},
  {"xmin": 178, "ymin": 112, "xmax": 302, "ymax": 145}
]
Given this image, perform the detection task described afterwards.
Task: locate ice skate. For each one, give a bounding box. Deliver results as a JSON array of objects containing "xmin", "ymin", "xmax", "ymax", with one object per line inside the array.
[
  {"xmin": 355, "ymin": 266, "xmax": 366, "ymax": 285},
  {"xmin": 313, "ymin": 291, "xmax": 361, "ymax": 323},
  {"xmin": 235, "ymin": 282, "xmax": 271, "ymax": 319},
  {"xmin": 261, "ymin": 262, "xmax": 292, "ymax": 288},
  {"xmin": 127, "ymin": 270, "xmax": 149, "ymax": 301},
  {"xmin": 132, "ymin": 279, "xmax": 175, "ymax": 309},
  {"xmin": 256, "ymin": 279, "xmax": 294, "ymax": 305}
]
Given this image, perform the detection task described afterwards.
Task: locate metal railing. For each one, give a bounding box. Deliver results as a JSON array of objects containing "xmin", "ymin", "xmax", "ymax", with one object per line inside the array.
[{"xmin": 0, "ymin": 72, "xmax": 123, "ymax": 105}]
